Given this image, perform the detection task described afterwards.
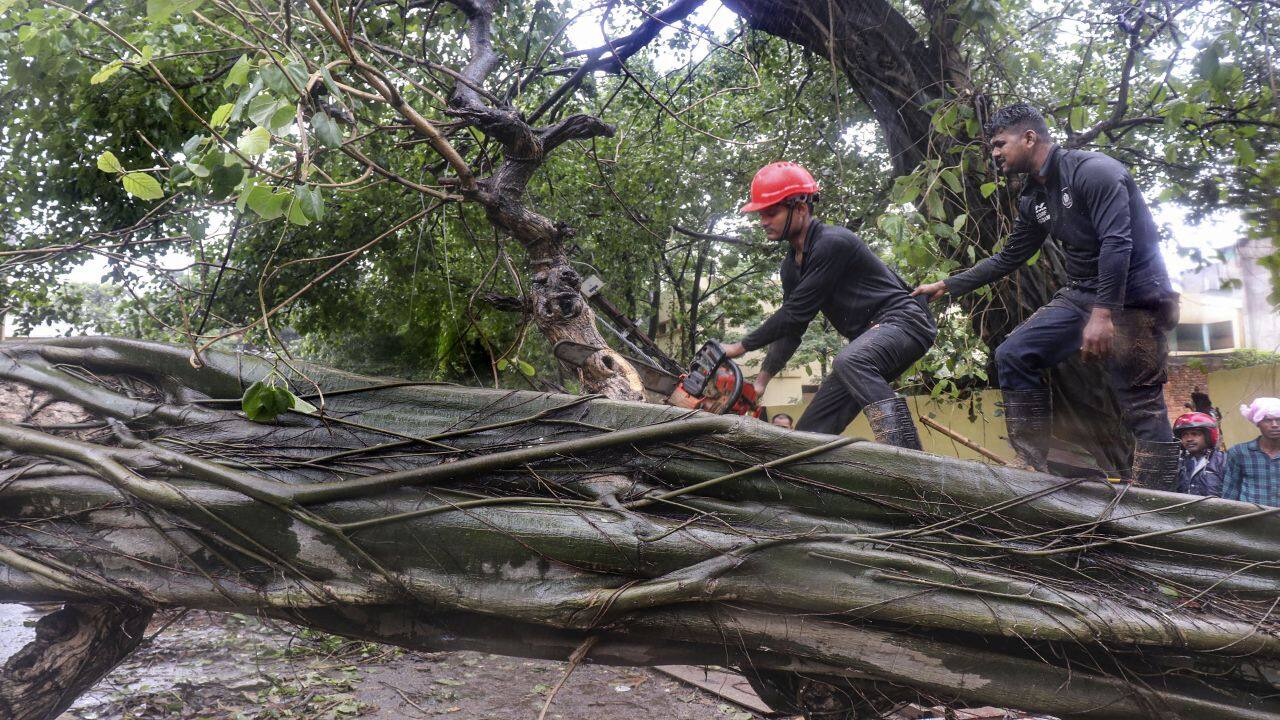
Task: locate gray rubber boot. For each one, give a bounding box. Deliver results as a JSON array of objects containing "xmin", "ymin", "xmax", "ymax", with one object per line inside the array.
[
  {"xmin": 1131, "ymin": 440, "xmax": 1181, "ymax": 491},
  {"xmin": 864, "ymin": 396, "xmax": 923, "ymax": 451},
  {"xmin": 1000, "ymin": 388, "xmax": 1052, "ymax": 472}
]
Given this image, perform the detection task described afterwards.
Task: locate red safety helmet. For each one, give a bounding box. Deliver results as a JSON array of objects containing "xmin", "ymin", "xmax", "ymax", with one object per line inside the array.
[
  {"xmin": 739, "ymin": 162, "xmax": 819, "ymax": 213},
  {"xmin": 1174, "ymin": 412, "xmax": 1219, "ymax": 446}
]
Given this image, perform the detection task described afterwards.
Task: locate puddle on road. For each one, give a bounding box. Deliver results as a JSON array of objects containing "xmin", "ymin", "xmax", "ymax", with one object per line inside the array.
[{"xmin": 0, "ymin": 603, "xmax": 38, "ymax": 661}]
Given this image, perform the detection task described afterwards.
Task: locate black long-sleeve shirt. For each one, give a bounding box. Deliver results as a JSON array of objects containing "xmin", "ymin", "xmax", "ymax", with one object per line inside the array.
[
  {"xmin": 741, "ymin": 221, "xmax": 936, "ymax": 375},
  {"xmin": 944, "ymin": 146, "xmax": 1173, "ymax": 309}
]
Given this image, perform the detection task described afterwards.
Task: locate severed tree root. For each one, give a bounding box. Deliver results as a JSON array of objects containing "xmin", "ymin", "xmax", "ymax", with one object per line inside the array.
[{"xmin": 0, "ymin": 603, "xmax": 154, "ymax": 720}]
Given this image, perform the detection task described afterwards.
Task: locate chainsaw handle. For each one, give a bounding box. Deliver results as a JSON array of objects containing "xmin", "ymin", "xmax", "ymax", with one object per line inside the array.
[{"xmin": 721, "ymin": 355, "xmax": 745, "ymax": 412}]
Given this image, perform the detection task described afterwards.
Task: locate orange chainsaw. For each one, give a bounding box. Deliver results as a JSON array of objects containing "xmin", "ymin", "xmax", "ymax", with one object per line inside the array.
[{"xmin": 552, "ymin": 339, "xmax": 763, "ymax": 417}]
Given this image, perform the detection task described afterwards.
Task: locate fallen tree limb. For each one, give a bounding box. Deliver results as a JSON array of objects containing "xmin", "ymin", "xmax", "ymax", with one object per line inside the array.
[{"xmin": 0, "ymin": 337, "xmax": 1277, "ymax": 719}]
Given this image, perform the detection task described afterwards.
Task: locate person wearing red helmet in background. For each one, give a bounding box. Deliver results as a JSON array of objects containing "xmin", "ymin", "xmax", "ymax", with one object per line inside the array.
[
  {"xmin": 719, "ymin": 162, "xmax": 937, "ymax": 448},
  {"xmin": 1173, "ymin": 412, "xmax": 1225, "ymax": 497}
]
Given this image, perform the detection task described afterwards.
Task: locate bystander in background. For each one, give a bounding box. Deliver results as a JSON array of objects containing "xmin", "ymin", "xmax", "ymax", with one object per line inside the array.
[
  {"xmin": 1221, "ymin": 397, "xmax": 1280, "ymax": 507},
  {"xmin": 1173, "ymin": 412, "xmax": 1225, "ymax": 497}
]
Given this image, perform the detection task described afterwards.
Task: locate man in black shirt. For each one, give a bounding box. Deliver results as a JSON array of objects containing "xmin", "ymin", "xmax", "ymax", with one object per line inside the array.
[
  {"xmin": 913, "ymin": 103, "xmax": 1180, "ymax": 487},
  {"xmin": 722, "ymin": 162, "xmax": 937, "ymax": 448}
]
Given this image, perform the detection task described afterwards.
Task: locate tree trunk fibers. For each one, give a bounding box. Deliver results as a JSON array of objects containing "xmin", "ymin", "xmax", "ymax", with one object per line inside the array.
[
  {"xmin": 0, "ymin": 337, "xmax": 1277, "ymax": 719},
  {"xmin": 0, "ymin": 603, "xmax": 153, "ymax": 720}
]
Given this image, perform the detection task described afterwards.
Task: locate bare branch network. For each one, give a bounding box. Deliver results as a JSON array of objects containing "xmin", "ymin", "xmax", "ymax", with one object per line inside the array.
[{"xmin": 0, "ymin": 337, "xmax": 1277, "ymax": 719}]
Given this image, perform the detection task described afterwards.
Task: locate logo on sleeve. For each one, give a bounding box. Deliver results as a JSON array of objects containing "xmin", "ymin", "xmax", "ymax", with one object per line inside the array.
[
  {"xmin": 1061, "ymin": 189, "xmax": 1074, "ymax": 209},
  {"xmin": 1034, "ymin": 202, "xmax": 1050, "ymax": 224}
]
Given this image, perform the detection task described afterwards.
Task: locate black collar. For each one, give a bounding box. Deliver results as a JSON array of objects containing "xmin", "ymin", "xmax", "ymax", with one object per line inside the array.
[
  {"xmin": 1034, "ymin": 144, "xmax": 1061, "ymax": 183},
  {"xmin": 794, "ymin": 219, "xmax": 820, "ymax": 268}
]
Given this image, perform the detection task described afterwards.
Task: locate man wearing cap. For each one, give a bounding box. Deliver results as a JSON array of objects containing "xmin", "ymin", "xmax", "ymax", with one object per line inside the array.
[
  {"xmin": 912, "ymin": 103, "xmax": 1180, "ymax": 487},
  {"xmin": 1173, "ymin": 412, "xmax": 1225, "ymax": 497},
  {"xmin": 1222, "ymin": 398, "xmax": 1280, "ymax": 507},
  {"xmin": 720, "ymin": 162, "xmax": 937, "ymax": 448}
]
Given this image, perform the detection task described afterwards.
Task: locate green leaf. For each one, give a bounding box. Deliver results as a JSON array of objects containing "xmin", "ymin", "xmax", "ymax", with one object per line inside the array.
[
  {"xmin": 89, "ymin": 59, "xmax": 124, "ymax": 85},
  {"xmin": 245, "ymin": 185, "xmax": 286, "ymax": 220},
  {"xmin": 939, "ymin": 168, "xmax": 963, "ymax": 194},
  {"xmin": 284, "ymin": 62, "xmax": 309, "ymax": 92},
  {"xmin": 924, "ymin": 190, "xmax": 945, "ymax": 220},
  {"xmin": 1068, "ymin": 106, "xmax": 1086, "ymax": 130},
  {"xmin": 147, "ymin": 0, "xmax": 200, "ymax": 21},
  {"xmin": 210, "ymin": 102, "xmax": 234, "ymax": 128},
  {"xmin": 286, "ymin": 195, "xmax": 311, "ymax": 226},
  {"xmin": 96, "ymin": 151, "xmax": 123, "ymax": 173},
  {"xmin": 187, "ymin": 218, "xmax": 207, "ymax": 244},
  {"xmin": 496, "ymin": 359, "xmax": 510, "ymax": 371},
  {"xmin": 952, "ymin": 213, "xmax": 967, "ymax": 232},
  {"xmin": 209, "ymin": 164, "xmax": 244, "ymax": 199},
  {"xmin": 1025, "ymin": 249, "xmax": 1041, "ymax": 267},
  {"xmin": 230, "ymin": 76, "xmax": 264, "ymax": 122},
  {"xmin": 517, "ymin": 360, "xmax": 535, "ymax": 377},
  {"xmin": 1235, "ymin": 137, "xmax": 1256, "ymax": 167},
  {"xmin": 1196, "ymin": 45, "xmax": 1221, "ymax": 84},
  {"xmin": 320, "ymin": 67, "xmax": 345, "ymax": 101},
  {"xmin": 242, "ymin": 381, "xmax": 293, "ymax": 422},
  {"xmin": 979, "ymin": 181, "xmax": 998, "ymax": 199},
  {"xmin": 121, "ymin": 172, "xmax": 164, "ymax": 201},
  {"xmin": 224, "ymin": 53, "xmax": 251, "ymax": 88},
  {"xmin": 291, "ymin": 393, "xmax": 318, "ymax": 415},
  {"xmin": 312, "ymin": 113, "xmax": 343, "ymax": 148},
  {"xmin": 878, "ymin": 214, "xmax": 905, "ymax": 241},
  {"xmin": 237, "ymin": 126, "xmax": 270, "ymax": 156},
  {"xmin": 182, "ymin": 134, "xmax": 207, "ymax": 156},
  {"xmin": 0, "ymin": 0, "xmax": 18, "ymax": 15},
  {"xmin": 261, "ymin": 63, "xmax": 302, "ymax": 98},
  {"xmin": 295, "ymin": 185, "xmax": 323, "ymax": 221},
  {"xmin": 268, "ymin": 103, "xmax": 297, "ymax": 131},
  {"xmin": 169, "ymin": 163, "xmax": 194, "ymax": 185},
  {"xmin": 185, "ymin": 161, "xmax": 211, "ymax": 178},
  {"xmin": 246, "ymin": 94, "xmax": 282, "ymax": 127}
]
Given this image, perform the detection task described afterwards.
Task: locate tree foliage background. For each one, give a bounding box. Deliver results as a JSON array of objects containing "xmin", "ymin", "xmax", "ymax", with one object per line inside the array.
[{"xmin": 0, "ymin": 0, "xmax": 1275, "ymax": 394}]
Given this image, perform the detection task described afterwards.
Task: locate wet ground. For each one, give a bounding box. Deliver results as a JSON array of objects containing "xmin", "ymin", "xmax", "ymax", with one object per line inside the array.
[
  {"xmin": 0, "ymin": 605, "xmax": 1057, "ymax": 720},
  {"xmin": 0, "ymin": 605, "xmax": 769, "ymax": 720}
]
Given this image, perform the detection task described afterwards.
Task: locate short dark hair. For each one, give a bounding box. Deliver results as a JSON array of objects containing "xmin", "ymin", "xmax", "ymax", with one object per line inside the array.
[{"xmin": 985, "ymin": 103, "xmax": 1050, "ymax": 140}]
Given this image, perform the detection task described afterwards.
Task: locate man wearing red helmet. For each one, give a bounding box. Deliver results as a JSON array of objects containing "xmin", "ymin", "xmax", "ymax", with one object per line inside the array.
[
  {"xmin": 1173, "ymin": 412, "xmax": 1224, "ymax": 497},
  {"xmin": 720, "ymin": 162, "xmax": 937, "ymax": 448}
]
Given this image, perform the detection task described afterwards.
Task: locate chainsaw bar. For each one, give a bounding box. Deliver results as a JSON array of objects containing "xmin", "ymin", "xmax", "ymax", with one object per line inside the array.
[{"xmin": 552, "ymin": 341, "xmax": 681, "ymax": 396}]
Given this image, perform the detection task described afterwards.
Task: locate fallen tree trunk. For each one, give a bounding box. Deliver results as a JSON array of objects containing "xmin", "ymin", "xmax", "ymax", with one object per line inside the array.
[{"xmin": 0, "ymin": 337, "xmax": 1277, "ymax": 719}]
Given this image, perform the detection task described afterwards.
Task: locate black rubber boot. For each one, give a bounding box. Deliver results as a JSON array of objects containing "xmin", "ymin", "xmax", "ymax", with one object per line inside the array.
[
  {"xmin": 864, "ymin": 396, "xmax": 922, "ymax": 451},
  {"xmin": 1000, "ymin": 389, "xmax": 1052, "ymax": 472},
  {"xmin": 1131, "ymin": 440, "xmax": 1181, "ymax": 490}
]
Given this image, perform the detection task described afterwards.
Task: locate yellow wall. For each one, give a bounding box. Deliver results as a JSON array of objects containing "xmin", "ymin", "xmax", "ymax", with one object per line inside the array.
[
  {"xmin": 769, "ymin": 389, "xmax": 1015, "ymax": 464},
  {"xmin": 1206, "ymin": 362, "xmax": 1280, "ymax": 447},
  {"xmin": 766, "ymin": 362, "xmax": 1279, "ymax": 463}
]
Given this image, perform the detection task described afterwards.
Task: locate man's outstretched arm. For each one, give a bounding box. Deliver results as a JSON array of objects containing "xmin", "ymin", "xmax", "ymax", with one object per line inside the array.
[{"xmin": 913, "ymin": 216, "xmax": 1048, "ymax": 301}]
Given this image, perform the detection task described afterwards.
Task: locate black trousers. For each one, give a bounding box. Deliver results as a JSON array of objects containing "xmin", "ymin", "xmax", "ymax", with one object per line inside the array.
[
  {"xmin": 994, "ymin": 287, "xmax": 1178, "ymax": 442},
  {"xmin": 795, "ymin": 323, "xmax": 930, "ymax": 435}
]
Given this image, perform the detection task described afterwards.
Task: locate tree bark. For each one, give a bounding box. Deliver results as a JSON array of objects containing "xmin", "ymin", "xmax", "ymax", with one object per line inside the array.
[
  {"xmin": 0, "ymin": 603, "xmax": 153, "ymax": 720},
  {"xmin": 0, "ymin": 337, "xmax": 1277, "ymax": 719}
]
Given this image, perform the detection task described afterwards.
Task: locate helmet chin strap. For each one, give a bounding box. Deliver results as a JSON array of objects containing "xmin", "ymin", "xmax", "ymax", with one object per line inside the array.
[
  {"xmin": 777, "ymin": 194, "xmax": 809, "ymax": 242},
  {"xmin": 779, "ymin": 202, "xmax": 795, "ymax": 242}
]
